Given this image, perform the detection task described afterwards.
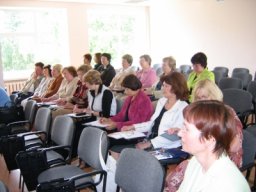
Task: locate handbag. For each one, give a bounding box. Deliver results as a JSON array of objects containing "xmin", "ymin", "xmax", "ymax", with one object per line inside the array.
[
  {"xmin": 36, "ymin": 178, "xmax": 75, "ymax": 192},
  {"xmin": 0, "ymin": 103, "xmax": 24, "ymax": 124}
]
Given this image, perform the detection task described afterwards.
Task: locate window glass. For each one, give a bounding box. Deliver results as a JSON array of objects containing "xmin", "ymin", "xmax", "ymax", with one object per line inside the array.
[
  {"xmin": 0, "ymin": 8, "xmax": 69, "ymax": 80},
  {"xmin": 87, "ymin": 6, "xmax": 149, "ymax": 69}
]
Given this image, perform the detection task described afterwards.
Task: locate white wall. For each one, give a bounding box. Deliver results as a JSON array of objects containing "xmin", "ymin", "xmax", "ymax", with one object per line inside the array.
[{"xmin": 149, "ymin": 0, "xmax": 256, "ymax": 76}]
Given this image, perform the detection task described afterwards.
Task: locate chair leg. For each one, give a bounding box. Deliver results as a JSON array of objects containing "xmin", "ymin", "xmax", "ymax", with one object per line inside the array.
[
  {"xmin": 102, "ymin": 173, "xmax": 107, "ymax": 192},
  {"xmin": 19, "ymin": 172, "xmax": 22, "ymax": 188},
  {"xmin": 116, "ymin": 186, "xmax": 120, "ymax": 192}
]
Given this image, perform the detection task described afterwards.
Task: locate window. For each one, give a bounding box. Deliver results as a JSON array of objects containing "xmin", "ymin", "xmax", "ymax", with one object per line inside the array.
[
  {"xmin": 0, "ymin": 7, "xmax": 69, "ymax": 80},
  {"xmin": 87, "ymin": 5, "xmax": 149, "ymax": 68}
]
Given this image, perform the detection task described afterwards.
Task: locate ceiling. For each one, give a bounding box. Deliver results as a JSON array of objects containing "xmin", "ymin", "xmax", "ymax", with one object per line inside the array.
[{"xmin": 41, "ymin": 0, "xmax": 150, "ymax": 5}]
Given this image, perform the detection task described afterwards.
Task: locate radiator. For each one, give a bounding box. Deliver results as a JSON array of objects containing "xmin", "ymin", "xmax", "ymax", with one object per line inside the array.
[{"xmin": 4, "ymin": 79, "xmax": 26, "ymax": 95}]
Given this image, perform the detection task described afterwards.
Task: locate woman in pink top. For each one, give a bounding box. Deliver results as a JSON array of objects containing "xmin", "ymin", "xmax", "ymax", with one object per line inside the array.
[{"xmin": 136, "ymin": 54, "xmax": 157, "ymax": 89}]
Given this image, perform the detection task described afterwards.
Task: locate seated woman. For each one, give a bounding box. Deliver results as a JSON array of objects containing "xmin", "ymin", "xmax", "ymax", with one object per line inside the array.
[
  {"xmin": 150, "ymin": 56, "xmax": 176, "ymax": 99},
  {"xmin": 51, "ymin": 65, "xmax": 91, "ymax": 119},
  {"xmin": 165, "ymin": 79, "xmax": 243, "ymax": 192},
  {"xmin": 73, "ymin": 70, "xmax": 116, "ymax": 118},
  {"xmin": 100, "ymin": 74, "xmax": 153, "ymax": 131},
  {"xmin": 136, "ymin": 54, "xmax": 157, "ymax": 89},
  {"xmin": 21, "ymin": 65, "xmax": 53, "ymax": 107},
  {"xmin": 109, "ymin": 54, "xmax": 135, "ymax": 91},
  {"xmin": 35, "ymin": 64, "xmax": 64, "ymax": 102},
  {"xmin": 187, "ymin": 52, "xmax": 215, "ymax": 102},
  {"xmin": 177, "ymin": 100, "xmax": 249, "ymax": 191},
  {"xmin": 41, "ymin": 66, "xmax": 79, "ymax": 103},
  {"xmin": 110, "ymin": 72, "xmax": 188, "ymax": 154}
]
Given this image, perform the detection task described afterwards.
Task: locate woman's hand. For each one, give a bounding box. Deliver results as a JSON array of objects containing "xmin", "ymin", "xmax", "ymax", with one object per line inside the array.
[
  {"xmin": 100, "ymin": 118, "xmax": 117, "ymax": 130},
  {"xmin": 166, "ymin": 128, "xmax": 180, "ymax": 135},
  {"xmin": 56, "ymin": 98, "xmax": 66, "ymax": 106},
  {"xmin": 121, "ymin": 125, "xmax": 135, "ymax": 132},
  {"xmin": 73, "ymin": 105, "xmax": 84, "ymax": 113},
  {"xmin": 136, "ymin": 141, "xmax": 151, "ymax": 150}
]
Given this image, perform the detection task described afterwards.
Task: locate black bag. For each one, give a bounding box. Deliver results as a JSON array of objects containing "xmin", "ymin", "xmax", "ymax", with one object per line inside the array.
[
  {"xmin": 36, "ymin": 178, "xmax": 75, "ymax": 192},
  {"xmin": 0, "ymin": 135, "xmax": 24, "ymax": 170},
  {"xmin": 16, "ymin": 150, "xmax": 49, "ymax": 191},
  {"xmin": 0, "ymin": 104, "xmax": 24, "ymax": 124}
]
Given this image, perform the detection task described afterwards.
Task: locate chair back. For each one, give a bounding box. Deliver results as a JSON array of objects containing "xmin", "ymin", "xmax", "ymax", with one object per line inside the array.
[
  {"xmin": 77, "ymin": 127, "xmax": 108, "ymax": 171},
  {"xmin": 152, "ymin": 64, "xmax": 161, "ymax": 71},
  {"xmin": 222, "ymin": 88, "xmax": 253, "ymax": 126},
  {"xmin": 232, "ymin": 72, "xmax": 252, "ymax": 89},
  {"xmin": 34, "ymin": 108, "xmax": 51, "ymax": 135},
  {"xmin": 179, "ymin": 65, "xmax": 191, "ymax": 74},
  {"xmin": 213, "ymin": 66, "xmax": 229, "ymax": 77},
  {"xmin": 0, "ymin": 180, "xmax": 9, "ymax": 192},
  {"xmin": 115, "ymin": 148, "xmax": 165, "ymax": 192},
  {"xmin": 116, "ymin": 97, "xmax": 125, "ymax": 114},
  {"xmin": 24, "ymin": 100, "xmax": 37, "ymax": 124},
  {"xmin": 247, "ymin": 81, "xmax": 256, "ymax": 101},
  {"xmin": 223, "ymin": 88, "xmax": 252, "ymax": 114},
  {"xmin": 51, "ymin": 116, "xmax": 75, "ymax": 146},
  {"xmin": 232, "ymin": 67, "xmax": 249, "ymax": 76},
  {"xmin": 218, "ymin": 77, "xmax": 243, "ymax": 90},
  {"xmin": 212, "ymin": 70, "xmax": 227, "ymax": 84},
  {"xmin": 241, "ymin": 129, "xmax": 256, "ymax": 171}
]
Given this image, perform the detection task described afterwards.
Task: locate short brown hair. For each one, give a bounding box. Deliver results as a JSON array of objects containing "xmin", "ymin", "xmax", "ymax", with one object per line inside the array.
[
  {"xmin": 83, "ymin": 70, "xmax": 102, "ymax": 85},
  {"xmin": 140, "ymin": 54, "xmax": 151, "ymax": 66},
  {"xmin": 94, "ymin": 53, "xmax": 102, "ymax": 64},
  {"xmin": 121, "ymin": 74, "xmax": 142, "ymax": 91},
  {"xmin": 83, "ymin": 53, "xmax": 92, "ymax": 63},
  {"xmin": 77, "ymin": 65, "xmax": 92, "ymax": 74},
  {"xmin": 183, "ymin": 100, "xmax": 236, "ymax": 157},
  {"xmin": 63, "ymin": 66, "xmax": 77, "ymax": 77},
  {"xmin": 160, "ymin": 72, "xmax": 189, "ymax": 100},
  {"xmin": 35, "ymin": 62, "xmax": 44, "ymax": 69}
]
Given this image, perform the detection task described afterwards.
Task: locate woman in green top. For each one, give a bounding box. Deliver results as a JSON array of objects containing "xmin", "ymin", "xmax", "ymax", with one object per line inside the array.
[{"xmin": 187, "ymin": 52, "xmax": 215, "ymax": 102}]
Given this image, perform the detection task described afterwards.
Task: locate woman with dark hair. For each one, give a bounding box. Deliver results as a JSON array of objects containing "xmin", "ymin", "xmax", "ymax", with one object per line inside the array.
[
  {"xmin": 93, "ymin": 52, "xmax": 102, "ymax": 71},
  {"xmin": 97, "ymin": 53, "xmax": 116, "ymax": 86},
  {"xmin": 177, "ymin": 100, "xmax": 249, "ymax": 191},
  {"xmin": 187, "ymin": 52, "xmax": 215, "ymax": 101},
  {"xmin": 83, "ymin": 53, "xmax": 92, "ymax": 66},
  {"xmin": 120, "ymin": 72, "xmax": 189, "ymax": 150},
  {"xmin": 100, "ymin": 74, "xmax": 153, "ymax": 130}
]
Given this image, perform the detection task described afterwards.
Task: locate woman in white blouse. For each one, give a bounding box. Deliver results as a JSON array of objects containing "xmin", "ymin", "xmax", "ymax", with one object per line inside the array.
[{"xmin": 122, "ymin": 72, "xmax": 189, "ymax": 149}]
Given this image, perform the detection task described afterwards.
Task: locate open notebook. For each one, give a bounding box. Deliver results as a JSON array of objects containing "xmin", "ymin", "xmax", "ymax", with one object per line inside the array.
[{"xmin": 108, "ymin": 131, "xmax": 146, "ymax": 140}]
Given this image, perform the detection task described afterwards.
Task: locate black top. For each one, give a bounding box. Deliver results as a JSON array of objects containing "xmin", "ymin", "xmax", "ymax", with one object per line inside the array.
[
  {"xmin": 98, "ymin": 64, "xmax": 116, "ymax": 86},
  {"xmin": 90, "ymin": 84, "xmax": 113, "ymax": 118},
  {"xmin": 148, "ymin": 107, "xmax": 167, "ymax": 139}
]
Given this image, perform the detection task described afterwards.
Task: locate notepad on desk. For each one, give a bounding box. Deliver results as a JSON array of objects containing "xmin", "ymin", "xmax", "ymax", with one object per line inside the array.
[
  {"xmin": 160, "ymin": 133, "xmax": 180, "ymax": 142},
  {"xmin": 83, "ymin": 120, "xmax": 109, "ymax": 128},
  {"xmin": 67, "ymin": 113, "xmax": 91, "ymax": 118},
  {"xmin": 108, "ymin": 131, "xmax": 146, "ymax": 140}
]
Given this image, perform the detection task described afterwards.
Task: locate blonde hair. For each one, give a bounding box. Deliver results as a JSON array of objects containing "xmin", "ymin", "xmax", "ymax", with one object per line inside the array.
[
  {"xmin": 163, "ymin": 56, "xmax": 176, "ymax": 71},
  {"xmin": 83, "ymin": 69, "xmax": 102, "ymax": 85},
  {"xmin": 53, "ymin": 64, "xmax": 63, "ymax": 73},
  {"xmin": 192, "ymin": 79, "xmax": 223, "ymax": 102}
]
